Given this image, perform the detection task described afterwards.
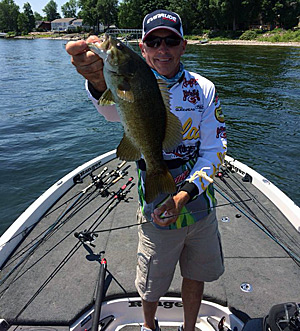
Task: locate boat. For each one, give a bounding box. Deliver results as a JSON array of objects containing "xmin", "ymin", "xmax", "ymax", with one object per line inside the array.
[{"xmin": 0, "ymin": 150, "xmax": 299, "ymax": 331}]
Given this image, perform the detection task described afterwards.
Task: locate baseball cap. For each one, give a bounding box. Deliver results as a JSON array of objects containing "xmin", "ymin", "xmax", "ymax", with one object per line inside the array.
[{"xmin": 142, "ymin": 9, "xmax": 184, "ymax": 41}]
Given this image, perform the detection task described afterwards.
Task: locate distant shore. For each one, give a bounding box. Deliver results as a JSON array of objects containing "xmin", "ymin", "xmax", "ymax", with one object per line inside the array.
[
  {"xmin": 187, "ymin": 39, "xmax": 300, "ymax": 47},
  {"xmin": 10, "ymin": 33, "xmax": 300, "ymax": 47}
]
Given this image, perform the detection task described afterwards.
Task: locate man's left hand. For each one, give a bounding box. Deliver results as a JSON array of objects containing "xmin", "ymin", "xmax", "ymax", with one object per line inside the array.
[{"xmin": 151, "ymin": 191, "xmax": 190, "ymax": 227}]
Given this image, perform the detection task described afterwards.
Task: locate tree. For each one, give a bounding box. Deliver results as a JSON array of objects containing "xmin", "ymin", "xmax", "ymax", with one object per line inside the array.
[
  {"xmin": 140, "ymin": 0, "xmax": 170, "ymax": 17},
  {"xmin": 17, "ymin": 12, "xmax": 29, "ymax": 33},
  {"xmin": 78, "ymin": 0, "xmax": 118, "ymax": 32},
  {"xmin": 168, "ymin": 0, "xmax": 199, "ymax": 34},
  {"xmin": 23, "ymin": 2, "xmax": 35, "ymax": 31},
  {"xmin": 43, "ymin": 0, "xmax": 61, "ymax": 21},
  {"xmin": 78, "ymin": 0, "xmax": 100, "ymax": 31},
  {"xmin": 96, "ymin": 0, "xmax": 118, "ymax": 29},
  {"xmin": 61, "ymin": 0, "xmax": 77, "ymax": 17},
  {"xmin": 34, "ymin": 11, "xmax": 43, "ymax": 21},
  {"xmin": 118, "ymin": 0, "xmax": 144, "ymax": 28},
  {"xmin": 0, "ymin": 0, "xmax": 19, "ymax": 32}
]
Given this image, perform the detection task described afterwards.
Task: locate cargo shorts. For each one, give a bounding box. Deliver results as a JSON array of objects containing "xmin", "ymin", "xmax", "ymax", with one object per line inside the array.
[{"xmin": 135, "ymin": 208, "xmax": 224, "ymax": 302}]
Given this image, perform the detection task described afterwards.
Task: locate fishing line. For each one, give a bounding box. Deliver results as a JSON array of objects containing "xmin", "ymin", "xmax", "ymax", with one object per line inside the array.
[
  {"xmin": 223, "ymin": 166, "xmax": 300, "ymax": 251},
  {"xmin": 214, "ymin": 173, "xmax": 300, "ymax": 262},
  {"xmin": 90, "ymin": 198, "xmax": 253, "ymax": 234},
  {"xmin": 0, "ymin": 178, "xmax": 134, "ymax": 299},
  {"xmin": 13, "ymin": 180, "xmax": 134, "ymax": 319},
  {"xmin": 0, "ymin": 163, "xmax": 129, "ymax": 271},
  {"xmin": 0, "ymin": 170, "xmax": 130, "ymax": 286},
  {"xmin": 214, "ymin": 185, "xmax": 300, "ymax": 265},
  {"xmin": 0, "ymin": 185, "xmax": 100, "ymax": 272},
  {"xmin": 0, "ymin": 192, "xmax": 112, "ymax": 290}
]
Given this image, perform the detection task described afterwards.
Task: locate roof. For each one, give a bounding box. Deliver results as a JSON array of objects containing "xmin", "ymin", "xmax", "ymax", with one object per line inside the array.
[{"xmin": 51, "ymin": 18, "xmax": 75, "ymax": 23}]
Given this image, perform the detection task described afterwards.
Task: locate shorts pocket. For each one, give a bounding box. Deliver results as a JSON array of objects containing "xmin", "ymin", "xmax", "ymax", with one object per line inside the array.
[{"xmin": 136, "ymin": 252, "xmax": 152, "ymax": 293}]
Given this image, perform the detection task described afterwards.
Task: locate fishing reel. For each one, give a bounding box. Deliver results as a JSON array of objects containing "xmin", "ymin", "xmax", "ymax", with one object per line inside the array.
[
  {"xmin": 74, "ymin": 230, "xmax": 98, "ymax": 247},
  {"xmin": 263, "ymin": 302, "xmax": 300, "ymax": 331}
]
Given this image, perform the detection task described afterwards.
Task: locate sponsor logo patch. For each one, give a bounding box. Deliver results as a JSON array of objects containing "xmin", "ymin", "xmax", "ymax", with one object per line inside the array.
[
  {"xmin": 216, "ymin": 126, "xmax": 226, "ymax": 138},
  {"xmin": 215, "ymin": 106, "xmax": 225, "ymax": 123},
  {"xmin": 183, "ymin": 90, "xmax": 200, "ymax": 104}
]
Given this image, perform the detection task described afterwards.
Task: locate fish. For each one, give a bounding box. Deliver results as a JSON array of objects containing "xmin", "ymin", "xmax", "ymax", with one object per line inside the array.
[{"xmin": 87, "ymin": 34, "xmax": 182, "ymax": 203}]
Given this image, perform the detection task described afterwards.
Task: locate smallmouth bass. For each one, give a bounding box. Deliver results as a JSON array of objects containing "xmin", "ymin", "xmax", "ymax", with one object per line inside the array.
[{"xmin": 88, "ymin": 34, "xmax": 182, "ymax": 203}]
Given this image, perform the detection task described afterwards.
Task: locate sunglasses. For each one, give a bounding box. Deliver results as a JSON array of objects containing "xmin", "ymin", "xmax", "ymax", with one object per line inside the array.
[{"xmin": 144, "ymin": 36, "xmax": 182, "ymax": 48}]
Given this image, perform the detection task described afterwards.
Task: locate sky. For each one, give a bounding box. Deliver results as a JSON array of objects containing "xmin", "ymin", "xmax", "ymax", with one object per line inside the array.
[{"xmin": 14, "ymin": 0, "xmax": 66, "ymax": 15}]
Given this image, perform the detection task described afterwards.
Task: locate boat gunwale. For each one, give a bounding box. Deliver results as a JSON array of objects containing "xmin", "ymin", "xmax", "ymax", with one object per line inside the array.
[
  {"xmin": 1, "ymin": 152, "xmax": 299, "ymax": 269},
  {"xmin": 225, "ymin": 155, "xmax": 300, "ymax": 232},
  {"xmin": 0, "ymin": 150, "xmax": 117, "ymax": 268}
]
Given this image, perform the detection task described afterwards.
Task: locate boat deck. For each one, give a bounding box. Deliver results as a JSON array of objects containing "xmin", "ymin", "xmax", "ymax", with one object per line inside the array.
[{"xmin": 0, "ymin": 157, "xmax": 299, "ymax": 329}]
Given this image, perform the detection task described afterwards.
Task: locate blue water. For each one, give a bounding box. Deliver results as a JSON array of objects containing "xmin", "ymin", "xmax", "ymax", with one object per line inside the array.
[{"xmin": 0, "ymin": 39, "xmax": 299, "ymax": 235}]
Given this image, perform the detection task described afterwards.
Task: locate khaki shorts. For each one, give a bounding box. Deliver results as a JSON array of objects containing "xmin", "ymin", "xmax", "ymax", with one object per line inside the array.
[{"xmin": 135, "ymin": 209, "xmax": 224, "ymax": 302}]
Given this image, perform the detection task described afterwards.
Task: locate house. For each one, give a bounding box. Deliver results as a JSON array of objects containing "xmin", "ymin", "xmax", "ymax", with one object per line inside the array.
[
  {"xmin": 71, "ymin": 19, "xmax": 83, "ymax": 28},
  {"xmin": 51, "ymin": 18, "xmax": 76, "ymax": 32},
  {"xmin": 36, "ymin": 21, "xmax": 51, "ymax": 31}
]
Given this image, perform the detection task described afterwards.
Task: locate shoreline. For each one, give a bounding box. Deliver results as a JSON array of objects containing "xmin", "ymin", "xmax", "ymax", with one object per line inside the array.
[
  {"xmin": 10, "ymin": 34, "xmax": 300, "ymax": 47},
  {"xmin": 187, "ymin": 39, "xmax": 300, "ymax": 47}
]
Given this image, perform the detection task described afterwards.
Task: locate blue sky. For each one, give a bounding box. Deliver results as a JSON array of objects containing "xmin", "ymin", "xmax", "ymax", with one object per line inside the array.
[{"xmin": 14, "ymin": 0, "xmax": 66, "ymax": 15}]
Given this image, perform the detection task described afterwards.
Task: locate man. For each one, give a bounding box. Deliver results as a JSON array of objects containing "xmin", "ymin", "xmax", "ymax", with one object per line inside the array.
[{"xmin": 66, "ymin": 9, "xmax": 226, "ymax": 331}]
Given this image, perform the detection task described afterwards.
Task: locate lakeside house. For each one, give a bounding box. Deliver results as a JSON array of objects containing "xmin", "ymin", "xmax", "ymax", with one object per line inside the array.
[
  {"xmin": 36, "ymin": 21, "xmax": 51, "ymax": 31},
  {"xmin": 50, "ymin": 18, "xmax": 98, "ymax": 32},
  {"xmin": 51, "ymin": 18, "xmax": 77, "ymax": 32}
]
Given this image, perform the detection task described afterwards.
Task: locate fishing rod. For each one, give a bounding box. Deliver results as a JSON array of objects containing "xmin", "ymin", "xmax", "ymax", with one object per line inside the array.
[
  {"xmin": 0, "ymin": 166, "xmax": 111, "ymax": 252},
  {"xmin": 13, "ymin": 180, "xmax": 135, "ymax": 319},
  {"xmin": 0, "ymin": 162, "xmax": 128, "ymax": 251},
  {"xmin": 91, "ymin": 253, "xmax": 107, "ymax": 331},
  {"xmin": 220, "ymin": 166, "xmax": 300, "ymax": 251},
  {"xmin": 0, "ymin": 166, "xmax": 113, "ymax": 270},
  {"xmin": 90, "ymin": 198, "xmax": 253, "ymax": 234},
  {"xmin": 0, "ymin": 164, "xmax": 129, "ymax": 283},
  {"xmin": 214, "ymin": 185, "xmax": 300, "ymax": 265},
  {"xmin": 0, "ymin": 178, "xmax": 134, "ymax": 298}
]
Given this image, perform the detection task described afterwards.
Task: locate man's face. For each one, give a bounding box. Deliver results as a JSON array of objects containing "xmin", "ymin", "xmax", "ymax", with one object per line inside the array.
[{"xmin": 139, "ymin": 29, "xmax": 187, "ymax": 79}]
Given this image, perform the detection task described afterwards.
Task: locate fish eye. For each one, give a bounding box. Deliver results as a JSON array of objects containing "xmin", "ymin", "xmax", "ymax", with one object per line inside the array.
[{"xmin": 116, "ymin": 43, "xmax": 123, "ymax": 50}]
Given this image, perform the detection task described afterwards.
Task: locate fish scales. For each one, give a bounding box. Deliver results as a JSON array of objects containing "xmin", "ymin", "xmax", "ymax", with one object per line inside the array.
[{"xmin": 88, "ymin": 34, "xmax": 182, "ymax": 203}]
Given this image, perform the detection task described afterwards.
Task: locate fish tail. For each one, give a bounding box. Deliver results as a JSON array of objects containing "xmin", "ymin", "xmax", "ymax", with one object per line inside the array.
[{"xmin": 145, "ymin": 167, "xmax": 176, "ymax": 203}]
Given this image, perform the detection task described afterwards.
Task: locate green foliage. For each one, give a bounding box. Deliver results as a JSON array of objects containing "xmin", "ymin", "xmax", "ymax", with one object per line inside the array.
[
  {"xmin": 208, "ymin": 30, "xmax": 243, "ymax": 39},
  {"xmin": 61, "ymin": 0, "xmax": 77, "ymax": 17},
  {"xmin": 23, "ymin": 3, "xmax": 35, "ymax": 32},
  {"xmin": 239, "ymin": 30, "xmax": 257, "ymax": 39},
  {"xmin": 257, "ymin": 29, "xmax": 300, "ymax": 41},
  {"xmin": 0, "ymin": 0, "xmax": 19, "ymax": 32},
  {"xmin": 0, "ymin": 0, "xmax": 299, "ymax": 38},
  {"xmin": 118, "ymin": 0, "xmax": 144, "ymax": 28},
  {"xmin": 96, "ymin": 0, "xmax": 118, "ymax": 28},
  {"xmin": 34, "ymin": 11, "xmax": 43, "ymax": 20},
  {"xmin": 43, "ymin": 0, "xmax": 60, "ymax": 21},
  {"xmin": 78, "ymin": 0, "xmax": 117, "ymax": 31}
]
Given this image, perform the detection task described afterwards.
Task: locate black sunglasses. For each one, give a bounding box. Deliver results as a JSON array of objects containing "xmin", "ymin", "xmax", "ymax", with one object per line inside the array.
[{"xmin": 144, "ymin": 36, "xmax": 182, "ymax": 48}]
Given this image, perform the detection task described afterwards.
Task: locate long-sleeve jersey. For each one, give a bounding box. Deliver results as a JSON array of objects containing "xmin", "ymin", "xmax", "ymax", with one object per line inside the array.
[{"xmin": 86, "ymin": 69, "xmax": 227, "ymax": 230}]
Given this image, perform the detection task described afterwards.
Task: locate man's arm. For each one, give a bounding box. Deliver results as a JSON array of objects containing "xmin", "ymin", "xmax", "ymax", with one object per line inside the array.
[
  {"xmin": 66, "ymin": 36, "xmax": 120, "ymax": 122},
  {"xmin": 66, "ymin": 36, "xmax": 107, "ymax": 93}
]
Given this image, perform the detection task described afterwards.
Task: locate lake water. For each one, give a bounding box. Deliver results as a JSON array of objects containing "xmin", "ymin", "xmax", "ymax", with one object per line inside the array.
[{"xmin": 0, "ymin": 38, "xmax": 299, "ymax": 235}]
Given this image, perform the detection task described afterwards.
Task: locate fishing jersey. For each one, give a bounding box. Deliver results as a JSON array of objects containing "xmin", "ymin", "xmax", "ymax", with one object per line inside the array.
[{"xmin": 86, "ymin": 69, "xmax": 227, "ymax": 230}]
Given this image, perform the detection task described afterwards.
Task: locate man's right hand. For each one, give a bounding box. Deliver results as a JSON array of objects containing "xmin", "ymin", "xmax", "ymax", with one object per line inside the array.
[{"xmin": 65, "ymin": 35, "xmax": 107, "ymax": 93}]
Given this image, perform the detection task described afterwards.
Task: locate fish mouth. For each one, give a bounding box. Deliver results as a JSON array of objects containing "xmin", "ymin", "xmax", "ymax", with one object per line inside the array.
[{"xmin": 87, "ymin": 34, "xmax": 111, "ymax": 60}]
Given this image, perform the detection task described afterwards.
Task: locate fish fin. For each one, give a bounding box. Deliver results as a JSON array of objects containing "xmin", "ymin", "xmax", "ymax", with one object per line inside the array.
[
  {"xmin": 145, "ymin": 166, "xmax": 176, "ymax": 203},
  {"xmin": 157, "ymin": 79, "xmax": 171, "ymax": 110},
  {"xmin": 117, "ymin": 81, "xmax": 134, "ymax": 102},
  {"xmin": 117, "ymin": 133, "xmax": 141, "ymax": 161},
  {"xmin": 163, "ymin": 110, "xmax": 183, "ymax": 152},
  {"xmin": 99, "ymin": 89, "xmax": 115, "ymax": 105}
]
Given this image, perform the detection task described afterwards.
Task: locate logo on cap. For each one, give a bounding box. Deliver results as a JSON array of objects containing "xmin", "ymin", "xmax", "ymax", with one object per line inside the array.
[{"xmin": 147, "ymin": 13, "xmax": 177, "ymax": 25}]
